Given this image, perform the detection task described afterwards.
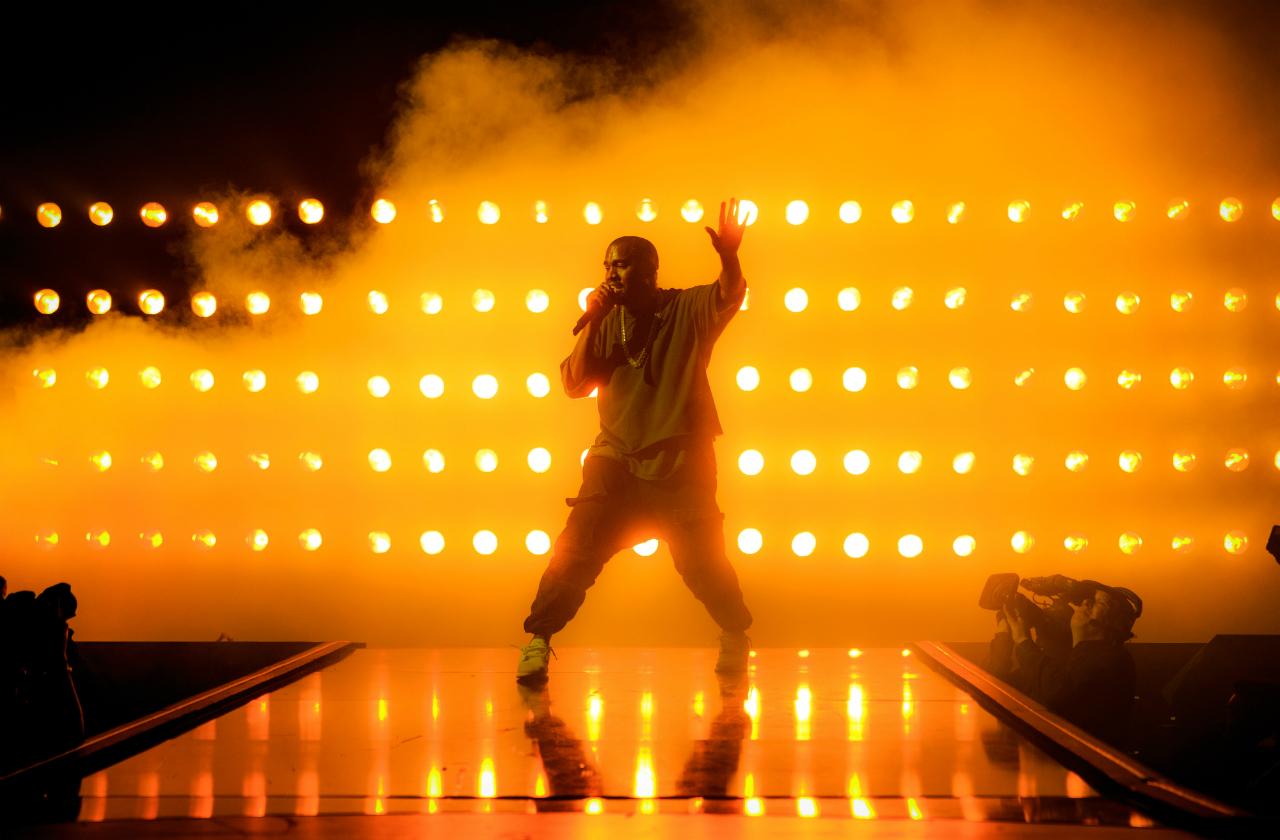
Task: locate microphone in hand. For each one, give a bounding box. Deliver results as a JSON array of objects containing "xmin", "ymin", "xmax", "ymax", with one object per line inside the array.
[{"xmin": 573, "ymin": 281, "xmax": 622, "ymax": 335}]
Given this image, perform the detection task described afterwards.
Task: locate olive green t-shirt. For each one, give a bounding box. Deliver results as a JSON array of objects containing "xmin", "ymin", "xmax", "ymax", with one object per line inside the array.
[{"xmin": 564, "ymin": 282, "xmax": 744, "ymax": 480}]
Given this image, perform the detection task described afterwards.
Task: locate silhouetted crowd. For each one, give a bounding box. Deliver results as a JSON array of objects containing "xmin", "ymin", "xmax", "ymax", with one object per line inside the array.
[{"xmin": 0, "ymin": 576, "xmax": 86, "ymax": 771}]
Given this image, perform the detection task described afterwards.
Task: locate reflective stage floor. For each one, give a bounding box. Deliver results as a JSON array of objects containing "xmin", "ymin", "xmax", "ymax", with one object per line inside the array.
[{"xmin": 59, "ymin": 647, "xmax": 1189, "ymax": 836}]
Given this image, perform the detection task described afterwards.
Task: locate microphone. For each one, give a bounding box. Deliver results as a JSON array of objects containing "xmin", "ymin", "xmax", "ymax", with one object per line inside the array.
[{"xmin": 573, "ymin": 291, "xmax": 614, "ymax": 335}]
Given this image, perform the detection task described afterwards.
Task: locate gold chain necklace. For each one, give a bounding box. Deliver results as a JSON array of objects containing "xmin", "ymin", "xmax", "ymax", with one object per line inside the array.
[{"xmin": 619, "ymin": 309, "xmax": 651, "ymax": 369}]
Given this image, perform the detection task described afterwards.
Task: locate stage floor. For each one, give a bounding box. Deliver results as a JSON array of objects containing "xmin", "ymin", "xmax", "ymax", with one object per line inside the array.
[{"xmin": 66, "ymin": 646, "xmax": 1182, "ymax": 834}]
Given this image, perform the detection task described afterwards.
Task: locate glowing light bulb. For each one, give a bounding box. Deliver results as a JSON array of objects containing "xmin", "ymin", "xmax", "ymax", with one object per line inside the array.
[
  {"xmin": 1117, "ymin": 370, "xmax": 1141, "ymax": 390},
  {"xmin": 246, "ymin": 291, "xmax": 270, "ymax": 315},
  {"xmin": 1012, "ymin": 454, "xmax": 1034, "ymax": 476},
  {"xmin": 475, "ymin": 449, "xmax": 498, "ymax": 473},
  {"xmin": 1170, "ymin": 291, "xmax": 1193, "ymax": 312},
  {"xmin": 420, "ymin": 292, "xmax": 443, "ymax": 315},
  {"xmin": 526, "ymin": 530, "xmax": 551, "ymax": 555},
  {"xmin": 191, "ymin": 451, "xmax": 217, "ymax": 473},
  {"xmin": 1015, "ymin": 368, "xmax": 1035, "ymax": 388},
  {"xmin": 953, "ymin": 535, "xmax": 975, "ymax": 557},
  {"xmin": 1063, "ymin": 292, "xmax": 1086, "ymax": 313},
  {"xmin": 138, "ymin": 289, "xmax": 165, "ymax": 315},
  {"xmin": 1119, "ymin": 450, "xmax": 1143, "ymax": 473},
  {"xmin": 738, "ymin": 528, "xmax": 763, "ymax": 554},
  {"xmin": 191, "ymin": 292, "xmax": 217, "ymax": 317},
  {"xmin": 1172, "ymin": 535, "xmax": 1194, "ymax": 553},
  {"xmin": 248, "ymin": 529, "xmax": 269, "ymax": 551},
  {"xmin": 33, "ymin": 368, "xmax": 56, "ymax": 388},
  {"xmin": 369, "ymin": 531, "xmax": 391, "ymax": 554},
  {"xmin": 633, "ymin": 538, "xmax": 659, "ymax": 556},
  {"xmin": 473, "ymin": 530, "xmax": 497, "ymax": 555},
  {"xmin": 34, "ymin": 289, "xmax": 59, "ymax": 314},
  {"xmin": 730, "ymin": 366, "xmax": 759, "ymax": 392},
  {"xmin": 738, "ymin": 450, "xmax": 764, "ymax": 476},
  {"xmin": 37, "ymin": 202, "xmax": 62, "ymax": 227},
  {"xmin": 86, "ymin": 289, "xmax": 112, "ymax": 315},
  {"xmin": 248, "ymin": 452, "xmax": 270, "ymax": 470},
  {"xmin": 896, "ymin": 366, "xmax": 919, "ymax": 389},
  {"xmin": 1223, "ymin": 288, "xmax": 1247, "ymax": 312},
  {"xmin": 472, "ymin": 289, "xmax": 495, "ymax": 312},
  {"xmin": 790, "ymin": 450, "xmax": 816, "ymax": 475},
  {"xmin": 1225, "ymin": 449, "xmax": 1249, "ymax": 472},
  {"xmin": 837, "ymin": 287, "xmax": 861, "ymax": 311},
  {"xmin": 578, "ymin": 287, "xmax": 593, "ymax": 311},
  {"xmin": 422, "ymin": 449, "xmax": 445, "ymax": 473},
  {"xmin": 368, "ymin": 448, "xmax": 392, "ymax": 473},
  {"xmin": 844, "ymin": 533, "xmax": 870, "ymax": 558},
  {"xmin": 1010, "ymin": 292, "xmax": 1032, "ymax": 312},
  {"xmin": 1007, "ymin": 200, "xmax": 1030, "ymax": 223},
  {"xmin": 246, "ymin": 200, "xmax": 272, "ymax": 226},
  {"xmin": 1219, "ymin": 198, "xmax": 1243, "ymax": 222},
  {"xmin": 1170, "ymin": 367, "xmax": 1194, "ymax": 389},
  {"xmin": 186, "ymin": 369, "xmax": 213, "ymax": 392},
  {"xmin": 792, "ymin": 532, "xmax": 816, "ymax": 557},
  {"xmin": 90, "ymin": 450, "xmax": 113, "ymax": 472},
  {"xmin": 367, "ymin": 376, "xmax": 391, "ymax": 398},
  {"xmin": 140, "ymin": 531, "xmax": 163, "ymax": 549},
  {"xmin": 583, "ymin": 202, "xmax": 603, "ymax": 225},
  {"xmin": 88, "ymin": 201, "xmax": 113, "ymax": 226},
  {"xmin": 635, "ymin": 197, "xmax": 657, "ymax": 222},
  {"xmin": 944, "ymin": 287, "xmax": 966, "ymax": 309},
  {"xmin": 680, "ymin": 199, "xmax": 704, "ymax": 223},
  {"xmin": 300, "ymin": 292, "xmax": 322, "ymax": 315},
  {"xmin": 141, "ymin": 451, "xmax": 164, "ymax": 471},
  {"xmin": 1119, "ymin": 532, "xmax": 1143, "ymax": 554},
  {"xmin": 1223, "ymin": 368, "xmax": 1247, "ymax": 389},
  {"xmin": 1065, "ymin": 368, "xmax": 1087, "ymax": 390},
  {"xmin": 527, "ymin": 447, "xmax": 551, "ymax": 473},
  {"xmin": 952, "ymin": 452, "xmax": 975, "ymax": 474},
  {"xmin": 1224, "ymin": 531, "xmax": 1248, "ymax": 554},
  {"xmin": 371, "ymin": 198, "xmax": 396, "ymax": 224},
  {"xmin": 948, "ymin": 367, "xmax": 972, "ymax": 389},
  {"xmin": 735, "ymin": 200, "xmax": 759, "ymax": 225},
  {"xmin": 842, "ymin": 367, "xmax": 867, "ymax": 392},
  {"xmin": 295, "ymin": 371, "xmax": 319, "ymax": 394},
  {"xmin": 420, "ymin": 531, "xmax": 445, "ymax": 555},
  {"xmin": 839, "ymin": 200, "xmax": 863, "ymax": 223},
  {"xmin": 1113, "ymin": 201, "xmax": 1136, "ymax": 222},
  {"xmin": 193, "ymin": 202, "xmax": 220, "ymax": 227},
  {"xmin": 786, "ymin": 368, "xmax": 812, "ymax": 393},
  {"xmin": 477, "ymin": 201, "xmax": 500, "ymax": 224},
  {"xmin": 785, "ymin": 200, "xmax": 809, "ymax": 225},
  {"xmin": 898, "ymin": 535, "xmax": 923, "ymax": 558},
  {"xmin": 1062, "ymin": 201, "xmax": 1084, "ymax": 220},
  {"xmin": 1011, "ymin": 531, "xmax": 1034, "ymax": 554},
  {"xmin": 843, "ymin": 450, "xmax": 870, "ymax": 475},
  {"xmin": 891, "ymin": 287, "xmax": 914, "ymax": 310},
  {"xmin": 1167, "ymin": 199, "xmax": 1190, "ymax": 220},
  {"xmin": 947, "ymin": 201, "xmax": 966, "ymax": 224},
  {"xmin": 472, "ymin": 374, "xmax": 498, "ymax": 399},
  {"xmin": 192, "ymin": 530, "xmax": 216, "ymax": 549},
  {"xmin": 360, "ymin": 289, "xmax": 387, "ymax": 315},
  {"xmin": 1065, "ymin": 451, "xmax": 1089, "ymax": 472},
  {"xmin": 1172, "ymin": 451, "xmax": 1197, "ymax": 472},
  {"xmin": 241, "ymin": 369, "xmax": 266, "ymax": 392},
  {"xmin": 898, "ymin": 451, "xmax": 922, "ymax": 474},
  {"xmin": 525, "ymin": 289, "xmax": 549, "ymax": 313},
  {"xmin": 299, "ymin": 451, "xmax": 323, "ymax": 472},
  {"xmin": 784, "ymin": 288, "xmax": 808, "ymax": 312},
  {"xmin": 299, "ymin": 529, "xmax": 323, "ymax": 551},
  {"xmin": 891, "ymin": 200, "xmax": 914, "ymax": 224},
  {"xmin": 526, "ymin": 372, "xmax": 550, "ymax": 398},
  {"xmin": 1115, "ymin": 293, "xmax": 1140, "ymax": 314},
  {"xmin": 1064, "ymin": 534, "xmax": 1088, "ymax": 553},
  {"xmin": 86, "ymin": 367, "xmax": 109, "ymax": 389},
  {"xmin": 85, "ymin": 530, "xmax": 110, "ymax": 549},
  {"xmin": 298, "ymin": 199, "xmax": 324, "ymax": 224}
]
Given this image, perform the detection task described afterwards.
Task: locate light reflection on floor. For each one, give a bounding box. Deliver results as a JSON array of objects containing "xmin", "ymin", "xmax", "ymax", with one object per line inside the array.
[{"xmin": 76, "ymin": 648, "xmax": 1156, "ymax": 826}]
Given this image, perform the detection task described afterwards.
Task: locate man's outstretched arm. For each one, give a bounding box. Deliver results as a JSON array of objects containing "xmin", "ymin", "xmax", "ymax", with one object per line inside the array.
[{"xmin": 706, "ymin": 198, "xmax": 747, "ymax": 306}]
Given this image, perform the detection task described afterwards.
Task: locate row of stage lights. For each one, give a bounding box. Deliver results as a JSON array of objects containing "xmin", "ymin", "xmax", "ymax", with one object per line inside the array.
[
  {"xmin": 29, "ymin": 285, "xmax": 1280, "ymax": 317},
  {"xmin": 31, "ymin": 365, "xmax": 1277, "ymax": 394},
  {"xmin": 48, "ymin": 446, "xmax": 1277, "ymax": 476},
  {"xmin": 18, "ymin": 197, "xmax": 1280, "ymax": 229},
  {"xmin": 31, "ymin": 526, "xmax": 1254, "ymax": 557}
]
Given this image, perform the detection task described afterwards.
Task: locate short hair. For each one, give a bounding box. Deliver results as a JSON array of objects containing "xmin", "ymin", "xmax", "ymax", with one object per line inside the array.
[{"xmin": 608, "ymin": 236, "xmax": 659, "ymax": 274}]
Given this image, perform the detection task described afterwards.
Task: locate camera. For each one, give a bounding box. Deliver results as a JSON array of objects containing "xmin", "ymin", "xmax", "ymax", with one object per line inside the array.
[{"xmin": 980, "ymin": 572, "xmax": 1142, "ymax": 648}]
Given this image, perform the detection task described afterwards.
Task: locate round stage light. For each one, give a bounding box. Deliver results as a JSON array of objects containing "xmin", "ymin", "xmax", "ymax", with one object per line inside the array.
[
  {"xmin": 1012, "ymin": 454, "xmax": 1034, "ymax": 476},
  {"xmin": 1117, "ymin": 370, "xmax": 1141, "ymax": 390},
  {"xmin": 891, "ymin": 287, "xmax": 914, "ymax": 310},
  {"xmin": 837, "ymin": 287, "xmax": 861, "ymax": 311},
  {"xmin": 1170, "ymin": 367, "xmax": 1194, "ymax": 389},
  {"xmin": 248, "ymin": 453, "xmax": 270, "ymax": 470},
  {"xmin": 248, "ymin": 530, "xmax": 269, "ymax": 552},
  {"xmin": 1065, "ymin": 451, "xmax": 1089, "ymax": 472},
  {"xmin": 367, "ymin": 290, "xmax": 389, "ymax": 315},
  {"xmin": 194, "ymin": 451, "xmax": 218, "ymax": 472},
  {"xmin": 85, "ymin": 530, "xmax": 110, "ymax": 549},
  {"xmin": 578, "ymin": 287, "xmax": 593, "ymax": 312},
  {"xmin": 952, "ymin": 535, "xmax": 975, "ymax": 557},
  {"xmin": 86, "ymin": 289, "xmax": 112, "ymax": 315},
  {"xmin": 296, "ymin": 371, "xmax": 319, "ymax": 394},
  {"xmin": 843, "ymin": 450, "xmax": 870, "ymax": 475},
  {"xmin": 785, "ymin": 200, "xmax": 809, "ymax": 225},
  {"xmin": 1065, "ymin": 368, "xmax": 1087, "ymax": 390},
  {"xmin": 680, "ymin": 199, "xmax": 704, "ymax": 223},
  {"xmin": 898, "ymin": 451, "xmax": 922, "ymax": 474},
  {"xmin": 1119, "ymin": 532, "xmax": 1143, "ymax": 555},
  {"xmin": 1223, "ymin": 289, "xmax": 1247, "ymax": 312},
  {"xmin": 953, "ymin": 452, "xmax": 975, "ymax": 474},
  {"xmin": 298, "ymin": 199, "xmax": 324, "ymax": 224},
  {"xmin": 138, "ymin": 289, "xmax": 165, "ymax": 315},
  {"xmin": 944, "ymin": 287, "xmax": 966, "ymax": 309},
  {"xmin": 141, "ymin": 452, "xmax": 164, "ymax": 471},
  {"xmin": 735, "ymin": 200, "xmax": 759, "ymax": 226},
  {"xmin": 422, "ymin": 449, "xmax": 445, "ymax": 473},
  {"xmin": 1113, "ymin": 201, "xmax": 1136, "ymax": 222},
  {"xmin": 891, "ymin": 200, "xmax": 914, "ymax": 224},
  {"xmin": 1172, "ymin": 535, "xmax": 1194, "ymax": 553},
  {"xmin": 192, "ymin": 292, "xmax": 217, "ymax": 317},
  {"xmin": 526, "ymin": 289, "xmax": 549, "ymax": 313},
  {"xmin": 243, "ymin": 369, "xmax": 266, "ymax": 393},
  {"xmin": 838, "ymin": 200, "xmax": 862, "ymax": 224},
  {"xmin": 420, "ymin": 292, "xmax": 443, "ymax": 315},
  {"xmin": 472, "ymin": 289, "xmax": 495, "ymax": 312},
  {"xmin": 528, "ymin": 447, "xmax": 551, "ymax": 473},
  {"xmin": 531, "ymin": 200, "xmax": 548, "ymax": 224},
  {"xmin": 371, "ymin": 198, "xmax": 396, "ymax": 224},
  {"xmin": 526, "ymin": 530, "xmax": 551, "ymax": 555},
  {"xmin": 898, "ymin": 535, "xmax": 923, "ymax": 558},
  {"xmin": 1225, "ymin": 449, "xmax": 1249, "ymax": 472},
  {"xmin": 86, "ymin": 367, "xmax": 110, "ymax": 389},
  {"xmin": 300, "ymin": 292, "xmax": 323, "ymax": 315},
  {"xmin": 1167, "ymin": 199, "xmax": 1190, "ymax": 220},
  {"xmin": 1224, "ymin": 532, "xmax": 1248, "ymax": 555},
  {"xmin": 737, "ymin": 528, "xmax": 763, "ymax": 555},
  {"xmin": 1061, "ymin": 201, "xmax": 1084, "ymax": 220},
  {"xmin": 369, "ymin": 532, "xmax": 392, "ymax": 554},
  {"xmin": 1219, "ymin": 198, "xmax": 1243, "ymax": 222},
  {"xmin": 1064, "ymin": 292, "xmax": 1086, "ymax": 314},
  {"xmin": 843, "ymin": 533, "xmax": 869, "ymax": 558},
  {"xmin": 526, "ymin": 373, "xmax": 550, "ymax": 398},
  {"xmin": 193, "ymin": 202, "xmax": 220, "ymax": 227},
  {"xmin": 736, "ymin": 366, "xmax": 760, "ymax": 392},
  {"xmin": 947, "ymin": 201, "xmax": 966, "ymax": 224},
  {"xmin": 948, "ymin": 367, "xmax": 971, "ymax": 390},
  {"xmin": 33, "ymin": 368, "xmax": 56, "ymax": 388},
  {"xmin": 791, "ymin": 532, "xmax": 816, "ymax": 557},
  {"xmin": 1064, "ymin": 534, "xmax": 1088, "ymax": 553},
  {"xmin": 1223, "ymin": 369, "xmax": 1247, "ymax": 390},
  {"xmin": 1172, "ymin": 451, "xmax": 1197, "ymax": 472},
  {"xmin": 192, "ymin": 530, "xmax": 216, "ymax": 550},
  {"xmin": 1170, "ymin": 291, "xmax": 1193, "ymax": 312},
  {"xmin": 473, "ymin": 530, "xmax": 498, "ymax": 555},
  {"xmin": 246, "ymin": 291, "xmax": 271, "ymax": 315},
  {"xmin": 738, "ymin": 450, "xmax": 764, "ymax": 476},
  {"xmin": 420, "ymin": 531, "xmax": 445, "ymax": 555},
  {"xmin": 425, "ymin": 199, "xmax": 444, "ymax": 223},
  {"xmin": 299, "ymin": 529, "xmax": 323, "ymax": 551},
  {"xmin": 472, "ymin": 374, "xmax": 498, "ymax": 399},
  {"xmin": 37, "ymin": 203, "xmax": 62, "ymax": 228},
  {"xmin": 299, "ymin": 451, "xmax": 323, "ymax": 471},
  {"xmin": 790, "ymin": 368, "xmax": 813, "ymax": 392},
  {"xmin": 1010, "ymin": 292, "xmax": 1032, "ymax": 313},
  {"xmin": 34, "ymin": 289, "xmax": 59, "ymax": 315},
  {"xmin": 190, "ymin": 369, "xmax": 214, "ymax": 392},
  {"xmin": 478, "ymin": 201, "xmax": 500, "ymax": 224},
  {"xmin": 896, "ymin": 366, "xmax": 919, "ymax": 390},
  {"xmin": 583, "ymin": 202, "xmax": 603, "ymax": 225},
  {"xmin": 140, "ymin": 531, "xmax": 163, "ymax": 549},
  {"xmin": 1011, "ymin": 531, "xmax": 1035, "ymax": 554},
  {"xmin": 636, "ymin": 198, "xmax": 657, "ymax": 222},
  {"xmin": 1118, "ymin": 450, "xmax": 1143, "ymax": 473},
  {"xmin": 1007, "ymin": 200, "xmax": 1030, "ymax": 223},
  {"xmin": 88, "ymin": 202, "xmax": 113, "ymax": 226},
  {"xmin": 475, "ymin": 449, "xmax": 498, "ymax": 473},
  {"xmin": 367, "ymin": 376, "xmax": 391, "ymax": 398},
  {"xmin": 790, "ymin": 450, "xmax": 816, "ymax": 475},
  {"xmin": 246, "ymin": 200, "xmax": 272, "ymax": 226},
  {"xmin": 1116, "ymin": 293, "xmax": 1140, "ymax": 314},
  {"xmin": 139, "ymin": 202, "xmax": 167, "ymax": 227},
  {"xmin": 90, "ymin": 450, "xmax": 113, "ymax": 472},
  {"xmin": 842, "ymin": 367, "xmax": 866, "ymax": 392},
  {"xmin": 633, "ymin": 538, "xmax": 659, "ymax": 557},
  {"xmin": 784, "ymin": 288, "xmax": 808, "ymax": 312}
]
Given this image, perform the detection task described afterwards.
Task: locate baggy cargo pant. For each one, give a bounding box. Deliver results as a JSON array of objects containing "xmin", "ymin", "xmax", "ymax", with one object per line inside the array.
[{"xmin": 523, "ymin": 455, "xmax": 753, "ymax": 637}]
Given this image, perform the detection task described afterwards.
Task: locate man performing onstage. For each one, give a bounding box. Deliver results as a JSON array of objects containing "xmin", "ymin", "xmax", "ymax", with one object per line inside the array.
[{"xmin": 516, "ymin": 198, "xmax": 754, "ymax": 683}]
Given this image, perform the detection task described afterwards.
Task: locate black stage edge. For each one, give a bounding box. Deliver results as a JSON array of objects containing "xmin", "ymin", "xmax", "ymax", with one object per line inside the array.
[
  {"xmin": 910, "ymin": 641, "xmax": 1265, "ymax": 839},
  {"xmin": 1, "ymin": 640, "xmax": 361, "ymax": 801}
]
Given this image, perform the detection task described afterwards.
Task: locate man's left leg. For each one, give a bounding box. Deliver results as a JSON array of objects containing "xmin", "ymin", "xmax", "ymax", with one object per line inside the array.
[{"xmin": 666, "ymin": 506, "xmax": 754, "ymax": 673}]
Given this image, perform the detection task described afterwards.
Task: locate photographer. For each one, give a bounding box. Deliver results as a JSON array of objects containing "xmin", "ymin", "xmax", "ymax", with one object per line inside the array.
[{"xmin": 987, "ymin": 576, "xmax": 1140, "ymax": 744}]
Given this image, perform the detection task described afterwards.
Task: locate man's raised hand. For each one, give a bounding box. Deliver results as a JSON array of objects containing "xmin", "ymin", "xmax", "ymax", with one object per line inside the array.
[{"xmin": 705, "ymin": 197, "xmax": 747, "ymax": 256}]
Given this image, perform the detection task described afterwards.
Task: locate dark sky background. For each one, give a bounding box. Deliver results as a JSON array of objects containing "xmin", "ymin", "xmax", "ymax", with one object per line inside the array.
[{"xmin": 1, "ymin": 0, "xmax": 1277, "ymax": 329}]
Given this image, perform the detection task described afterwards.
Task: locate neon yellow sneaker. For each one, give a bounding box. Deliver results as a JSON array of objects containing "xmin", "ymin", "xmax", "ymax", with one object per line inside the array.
[{"xmin": 516, "ymin": 636, "xmax": 553, "ymax": 683}]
